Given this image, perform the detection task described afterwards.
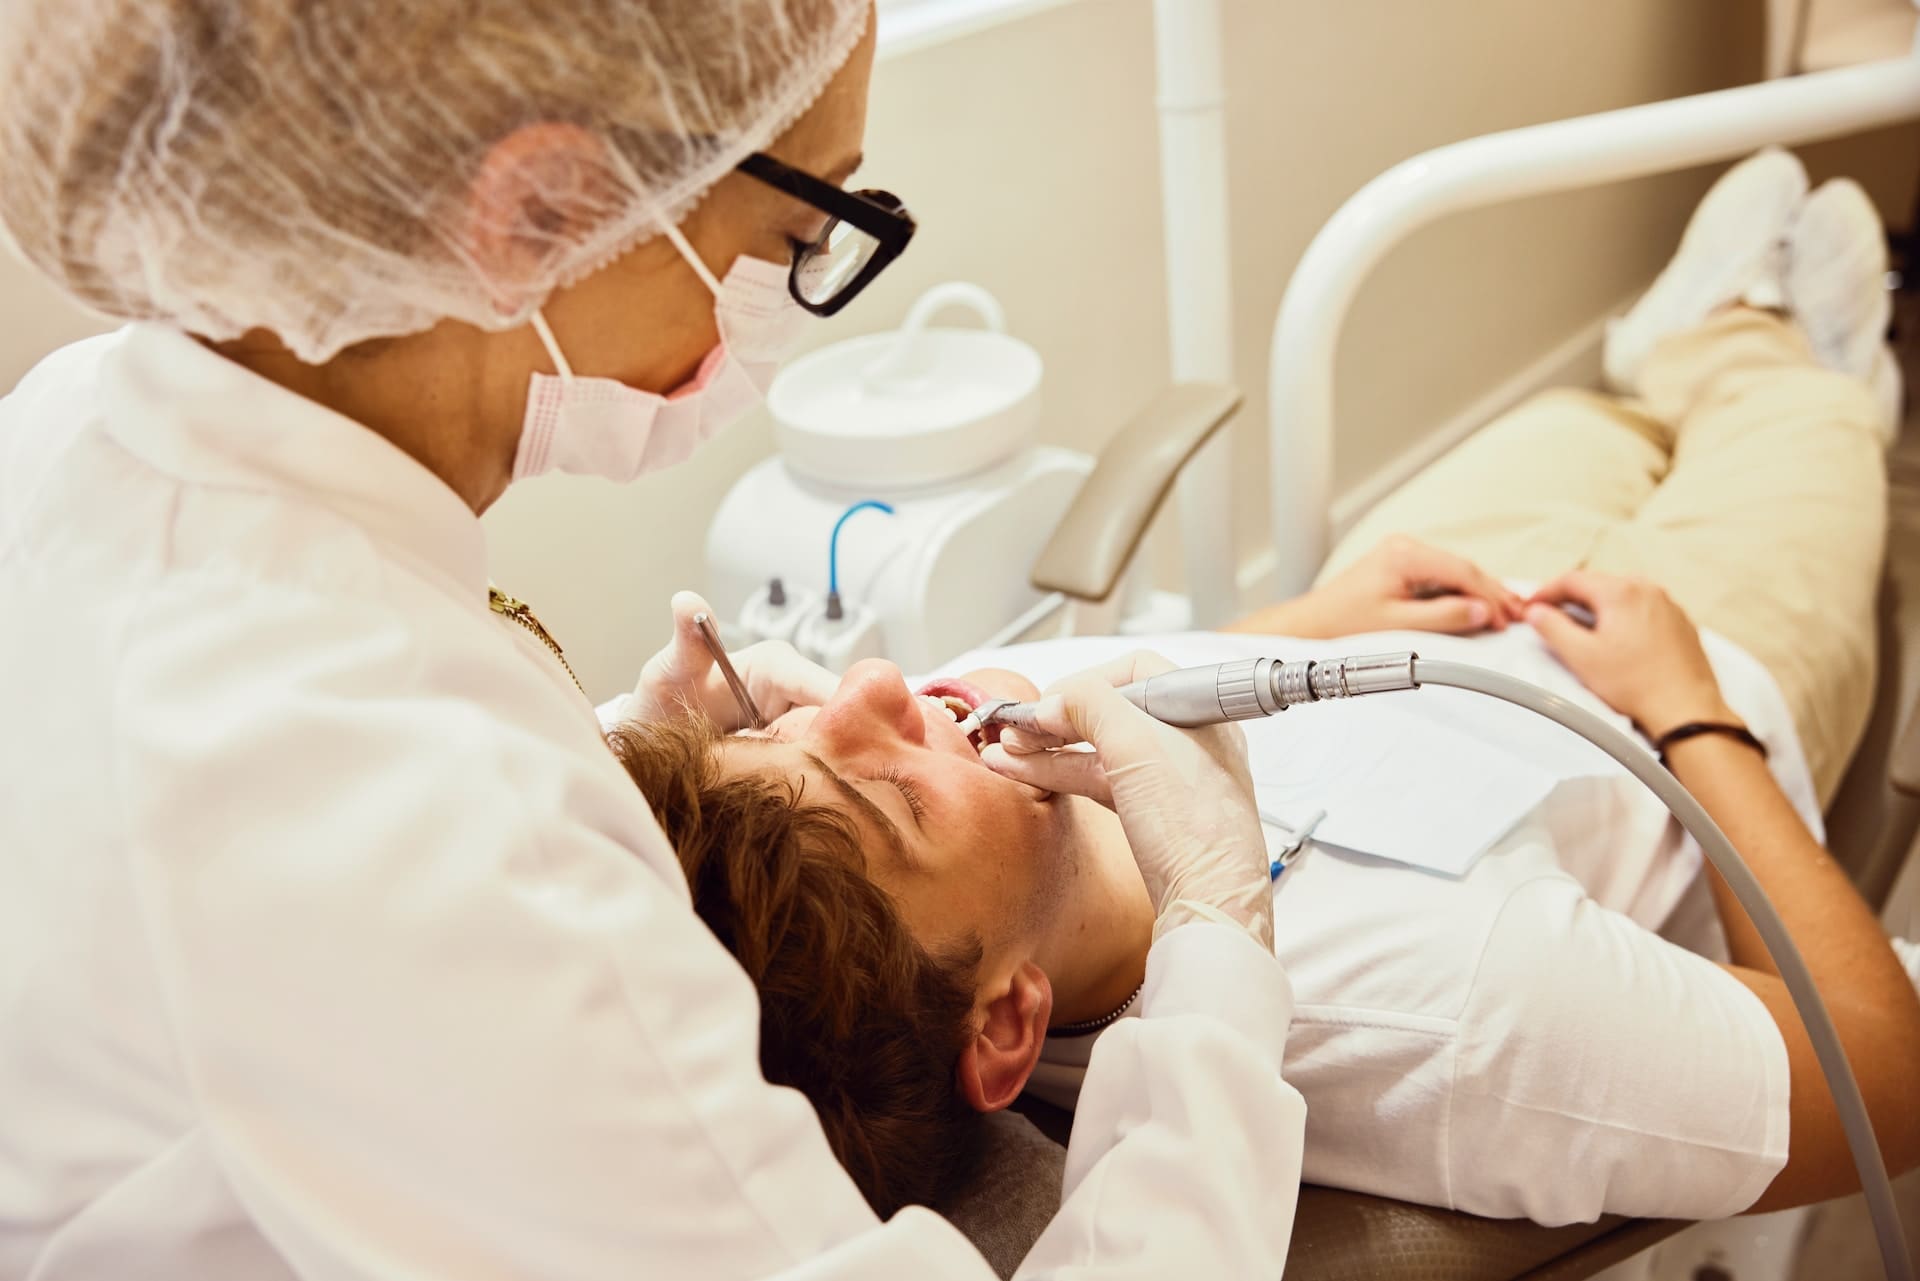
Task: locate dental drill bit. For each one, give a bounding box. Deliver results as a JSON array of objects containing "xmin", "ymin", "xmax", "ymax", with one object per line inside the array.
[
  {"xmin": 953, "ymin": 699, "xmax": 998, "ymax": 741},
  {"xmin": 955, "ymin": 697, "xmax": 1048, "ymax": 743}
]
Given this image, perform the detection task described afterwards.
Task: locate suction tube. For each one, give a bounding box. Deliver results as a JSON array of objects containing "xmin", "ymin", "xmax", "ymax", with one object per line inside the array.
[{"xmin": 824, "ymin": 500, "xmax": 893, "ymax": 621}]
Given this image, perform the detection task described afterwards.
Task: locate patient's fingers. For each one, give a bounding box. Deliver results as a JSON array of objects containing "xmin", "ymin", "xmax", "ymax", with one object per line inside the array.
[
  {"xmin": 1525, "ymin": 600, "xmax": 1600, "ymax": 659},
  {"xmin": 1430, "ymin": 550, "xmax": 1516, "ymax": 620},
  {"xmin": 1383, "ymin": 594, "xmax": 1497, "ymax": 635},
  {"xmin": 1529, "ymin": 570, "xmax": 1615, "ymax": 610},
  {"xmin": 981, "ymin": 742, "xmax": 1112, "ymax": 807},
  {"xmin": 1394, "ymin": 540, "xmax": 1522, "ymax": 625}
]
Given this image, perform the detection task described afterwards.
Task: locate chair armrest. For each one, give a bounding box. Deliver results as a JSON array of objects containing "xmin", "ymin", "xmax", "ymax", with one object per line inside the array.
[{"xmin": 1029, "ymin": 382, "xmax": 1242, "ymax": 603}]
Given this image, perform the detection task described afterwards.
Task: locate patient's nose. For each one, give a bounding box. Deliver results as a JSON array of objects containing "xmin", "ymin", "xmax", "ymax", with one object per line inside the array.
[{"xmin": 809, "ymin": 659, "xmax": 926, "ymax": 755}]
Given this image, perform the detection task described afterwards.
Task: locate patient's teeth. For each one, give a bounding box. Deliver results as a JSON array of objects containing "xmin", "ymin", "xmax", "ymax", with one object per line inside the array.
[{"xmin": 916, "ymin": 693, "xmax": 973, "ymax": 722}]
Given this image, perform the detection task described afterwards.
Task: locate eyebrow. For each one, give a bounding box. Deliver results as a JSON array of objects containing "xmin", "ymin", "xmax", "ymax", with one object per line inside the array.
[
  {"xmin": 800, "ymin": 750, "xmax": 914, "ymax": 871},
  {"xmin": 728, "ymin": 737, "xmax": 914, "ymax": 871}
]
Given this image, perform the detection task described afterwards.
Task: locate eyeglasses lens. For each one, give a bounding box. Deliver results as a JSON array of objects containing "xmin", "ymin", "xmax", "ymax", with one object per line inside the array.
[{"xmin": 795, "ymin": 219, "xmax": 880, "ymax": 306}]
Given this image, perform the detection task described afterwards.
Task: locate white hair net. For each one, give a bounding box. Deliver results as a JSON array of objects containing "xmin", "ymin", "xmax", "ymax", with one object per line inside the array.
[{"xmin": 0, "ymin": 1, "xmax": 870, "ymax": 362}]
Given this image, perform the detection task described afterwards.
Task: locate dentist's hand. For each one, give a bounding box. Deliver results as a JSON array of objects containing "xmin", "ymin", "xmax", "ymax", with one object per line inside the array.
[
  {"xmin": 981, "ymin": 651, "xmax": 1275, "ymax": 952},
  {"xmin": 632, "ymin": 592, "xmax": 838, "ymax": 732}
]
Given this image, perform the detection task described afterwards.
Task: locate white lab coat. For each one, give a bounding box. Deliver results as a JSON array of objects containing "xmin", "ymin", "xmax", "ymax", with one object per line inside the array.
[{"xmin": 0, "ymin": 324, "xmax": 1308, "ymax": 1279}]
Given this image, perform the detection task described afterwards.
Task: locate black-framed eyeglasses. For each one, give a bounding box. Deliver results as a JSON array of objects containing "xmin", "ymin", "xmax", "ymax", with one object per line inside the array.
[{"xmin": 736, "ymin": 152, "xmax": 916, "ymax": 317}]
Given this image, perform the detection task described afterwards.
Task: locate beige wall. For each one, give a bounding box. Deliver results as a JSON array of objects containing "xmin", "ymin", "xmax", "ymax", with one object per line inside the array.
[
  {"xmin": 5, "ymin": 0, "xmax": 1917, "ymax": 698},
  {"xmin": 0, "ymin": 254, "xmax": 118, "ymax": 392}
]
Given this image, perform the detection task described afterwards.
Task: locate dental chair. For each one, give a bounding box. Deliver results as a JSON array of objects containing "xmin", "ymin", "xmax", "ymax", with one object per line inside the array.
[{"xmin": 934, "ymin": 44, "xmax": 1920, "ymax": 1281}]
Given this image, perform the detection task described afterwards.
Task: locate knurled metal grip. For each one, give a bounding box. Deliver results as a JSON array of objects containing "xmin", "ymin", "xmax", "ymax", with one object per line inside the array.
[
  {"xmin": 1308, "ymin": 661, "xmax": 1351, "ymax": 701},
  {"xmin": 1268, "ymin": 658, "xmax": 1323, "ymax": 706},
  {"xmin": 1213, "ymin": 657, "xmax": 1266, "ymax": 721}
]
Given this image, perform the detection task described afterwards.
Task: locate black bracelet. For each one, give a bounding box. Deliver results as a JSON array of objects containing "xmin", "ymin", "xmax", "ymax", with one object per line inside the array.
[{"xmin": 1653, "ymin": 721, "xmax": 1768, "ymax": 767}]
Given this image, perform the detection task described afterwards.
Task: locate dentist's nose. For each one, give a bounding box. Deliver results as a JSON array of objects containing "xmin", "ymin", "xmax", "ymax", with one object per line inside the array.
[{"xmin": 809, "ymin": 660, "xmax": 926, "ymax": 754}]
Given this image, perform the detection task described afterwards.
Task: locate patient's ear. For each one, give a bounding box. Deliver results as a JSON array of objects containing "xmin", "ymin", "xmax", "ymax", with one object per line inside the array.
[{"xmin": 957, "ymin": 962, "xmax": 1052, "ymax": 1114}]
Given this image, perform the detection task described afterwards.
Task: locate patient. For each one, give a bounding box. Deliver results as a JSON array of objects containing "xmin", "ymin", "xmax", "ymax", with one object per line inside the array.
[{"xmin": 612, "ymin": 151, "xmax": 1920, "ymax": 1224}]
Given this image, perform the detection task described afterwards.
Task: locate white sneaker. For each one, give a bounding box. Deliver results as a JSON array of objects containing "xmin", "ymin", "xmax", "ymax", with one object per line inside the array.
[
  {"xmin": 1785, "ymin": 177, "xmax": 1892, "ymax": 384},
  {"xmin": 1604, "ymin": 148, "xmax": 1808, "ymax": 394}
]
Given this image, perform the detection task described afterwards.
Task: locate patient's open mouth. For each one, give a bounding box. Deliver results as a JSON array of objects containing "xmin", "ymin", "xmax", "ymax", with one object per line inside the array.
[{"xmin": 914, "ymin": 678, "xmax": 1000, "ymax": 750}]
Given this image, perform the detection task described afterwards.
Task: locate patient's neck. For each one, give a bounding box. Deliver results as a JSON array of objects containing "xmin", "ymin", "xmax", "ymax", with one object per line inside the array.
[{"xmin": 1031, "ymin": 796, "xmax": 1155, "ymax": 1028}]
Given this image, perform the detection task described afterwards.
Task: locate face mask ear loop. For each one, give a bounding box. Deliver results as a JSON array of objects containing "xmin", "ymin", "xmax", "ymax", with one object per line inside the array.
[
  {"xmin": 658, "ymin": 219, "xmax": 724, "ymax": 297},
  {"xmin": 529, "ymin": 309, "xmax": 575, "ymax": 381}
]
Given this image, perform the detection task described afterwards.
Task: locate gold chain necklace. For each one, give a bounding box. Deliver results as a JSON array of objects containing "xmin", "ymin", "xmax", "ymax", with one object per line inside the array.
[{"xmin": 488, "ymin": 586, "xmax": 585, "ymax": 697}]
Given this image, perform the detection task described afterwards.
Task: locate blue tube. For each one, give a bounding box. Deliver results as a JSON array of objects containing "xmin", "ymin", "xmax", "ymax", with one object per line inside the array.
[{"xmin": 828, "ymin": 500, "xmax": 894, "ymax": 598}]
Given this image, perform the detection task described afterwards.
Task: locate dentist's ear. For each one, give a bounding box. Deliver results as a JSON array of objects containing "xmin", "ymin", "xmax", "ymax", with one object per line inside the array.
[
  {"xmin": 464, "ymin": 121, "xmax": 618, "ymax": 305},
  {"xmin": 956, "ymin": 962, "xmax": 1052, "ymax": 1113}
]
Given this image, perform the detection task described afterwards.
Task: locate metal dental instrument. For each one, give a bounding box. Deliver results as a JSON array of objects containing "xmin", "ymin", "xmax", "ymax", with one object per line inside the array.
[
  {"xmin": 692, "ymin": 611, "xmax": 765, "ymax": 731},
  {"xmin": 1264, "ymin": 807, "xmax": 1325, "ymax": 882},
  {"xmin": 955, "ymin": 697, "xmax": 1019, "ymax": 742},
  {"xmin": 968, "ymin": 649, "xmax": 1908, "ymax": 1273}
]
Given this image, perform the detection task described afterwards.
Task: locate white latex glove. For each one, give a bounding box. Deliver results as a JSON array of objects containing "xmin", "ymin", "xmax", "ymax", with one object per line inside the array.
[
  {"xmin": 980, "ymin": 651, "xmax": 1275, "ymax": 952},
  {"xmin": 630, "ymin": 591, "xmax": 839, "ymax": 733}
]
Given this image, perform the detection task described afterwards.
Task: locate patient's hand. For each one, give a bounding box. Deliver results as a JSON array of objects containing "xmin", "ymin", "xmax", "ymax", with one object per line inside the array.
[
  {"xmin": 1526, "ymin": 571, "xmax": 1738, "ymax": 740},
  {"xmin": 1230, "ymin": 535, "xmax": 1523, "ymax": 638}
]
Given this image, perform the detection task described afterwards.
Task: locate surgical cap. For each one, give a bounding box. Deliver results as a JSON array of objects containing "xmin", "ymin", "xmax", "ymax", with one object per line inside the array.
[{"xmin": 0, "ymin": 1, "xmax": 871, "ymax": 362}]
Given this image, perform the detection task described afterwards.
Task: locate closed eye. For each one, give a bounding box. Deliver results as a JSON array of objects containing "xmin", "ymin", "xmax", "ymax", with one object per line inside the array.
[{"xmin": 876, "ymin": 765, "xmax": 928, "ymax": 825}]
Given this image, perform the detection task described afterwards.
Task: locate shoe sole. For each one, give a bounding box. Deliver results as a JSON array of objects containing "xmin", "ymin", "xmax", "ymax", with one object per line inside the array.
[{"xmin": 1786, "ymin": 178, "xmax": 1890, "ymax": 381}]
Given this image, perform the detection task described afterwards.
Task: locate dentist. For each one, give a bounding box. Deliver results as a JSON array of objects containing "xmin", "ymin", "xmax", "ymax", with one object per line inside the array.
[{"xmin": 0, "ymin": 2, "xmax": 1305, "ymax": 1277}]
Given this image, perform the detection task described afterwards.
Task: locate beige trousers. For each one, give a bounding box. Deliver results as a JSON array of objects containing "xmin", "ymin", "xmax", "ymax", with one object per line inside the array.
[{"xmin": 1321, "ymin": 311, "xmax": 1888, "ymax": 805}]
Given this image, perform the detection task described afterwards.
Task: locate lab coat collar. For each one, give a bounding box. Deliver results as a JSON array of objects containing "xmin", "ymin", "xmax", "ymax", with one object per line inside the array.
[{"xmin": 99, "ymin": 324, "xmax": 487, "ymax": 595}]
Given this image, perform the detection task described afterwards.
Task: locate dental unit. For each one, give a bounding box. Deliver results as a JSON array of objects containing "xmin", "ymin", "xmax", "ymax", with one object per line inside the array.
[{"xmin": 707, "ymin": 283, "xmax": 1169, "ymax": 674}]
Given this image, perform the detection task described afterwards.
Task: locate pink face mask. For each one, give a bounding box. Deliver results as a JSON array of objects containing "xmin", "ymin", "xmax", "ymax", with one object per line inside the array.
[{"xmin": 513, "ymin": 223, "xmax": 812, "ymax": 484}]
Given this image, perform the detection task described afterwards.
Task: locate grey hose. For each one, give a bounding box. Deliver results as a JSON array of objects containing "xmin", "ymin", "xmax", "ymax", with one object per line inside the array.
[{"xmin": 1416, "ymin": 659, "xmax": 1912, "ymax": 1281}]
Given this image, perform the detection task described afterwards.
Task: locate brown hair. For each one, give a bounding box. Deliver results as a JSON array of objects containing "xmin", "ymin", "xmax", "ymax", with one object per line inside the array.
[{"xmin": 606, "ymin": 716, "xmax": 987, "ymax": 1218}]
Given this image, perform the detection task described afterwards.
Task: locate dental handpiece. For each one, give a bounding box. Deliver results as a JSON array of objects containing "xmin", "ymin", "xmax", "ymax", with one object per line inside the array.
[{"xmin": 969, "ymin": 652, "xmax": 1421, "ymax": 734}]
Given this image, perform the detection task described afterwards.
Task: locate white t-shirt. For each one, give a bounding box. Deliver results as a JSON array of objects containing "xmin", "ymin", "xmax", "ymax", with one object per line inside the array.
[
  {"xmin": 1894, "ymin": 936, "xmax": 1920, "ymax": 992},
  {"xmin": 942, "ymin": 626, "xmax": 1813, "ymax": 1225}
]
